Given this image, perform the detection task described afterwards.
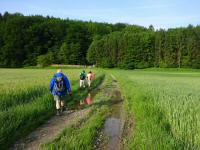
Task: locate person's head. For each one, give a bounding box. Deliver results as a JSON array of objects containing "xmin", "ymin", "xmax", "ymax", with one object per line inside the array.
[
  {"xmin": 89, "ymin": 71, "xmax": 92, "ymax": 73},
  {"xmin": 82, "ymin": 70, "xmax": 85, "ymax": 73},
  {"xmin": 57, "ymin": 69, "xmax": 62, "ymax": 73}
]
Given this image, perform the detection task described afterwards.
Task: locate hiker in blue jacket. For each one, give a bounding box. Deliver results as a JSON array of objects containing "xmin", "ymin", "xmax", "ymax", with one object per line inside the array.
[{"xmin": 50, "ymin": 69, "xmax": 72, "ymax": 115}]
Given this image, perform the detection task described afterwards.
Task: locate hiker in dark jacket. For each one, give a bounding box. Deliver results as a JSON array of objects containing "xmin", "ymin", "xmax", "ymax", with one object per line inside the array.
[
  {"xmin": 50, "ymin": 69, "xmax": 72, "ymax": 115},
  {"xmin": 80, "ymin": 70, "xmax": 86, "ymax": 88}
]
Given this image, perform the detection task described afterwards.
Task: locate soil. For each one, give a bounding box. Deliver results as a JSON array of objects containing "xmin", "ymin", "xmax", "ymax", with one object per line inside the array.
[{"xmin": 10, "ymin": 109, "xmax": 91, "ymax": 150}]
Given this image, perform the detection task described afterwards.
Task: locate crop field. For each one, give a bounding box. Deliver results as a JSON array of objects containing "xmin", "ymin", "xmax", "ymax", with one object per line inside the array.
[
  {"xmin": 0, "ymin": 68, "xmax": 104, "ymax": 149},
  {"xmin": 110, "ymin": 69, "xmax": 200, "ymax": 150},
  {"xmin": 1, "ymin": 68, "xmax": 200, "ymax": 150}
]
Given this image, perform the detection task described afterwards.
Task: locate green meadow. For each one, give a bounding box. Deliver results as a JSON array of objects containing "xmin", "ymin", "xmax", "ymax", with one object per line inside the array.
[{"xmin": 110, "ymin": 69, "xmax": 200, "ymax": 150}]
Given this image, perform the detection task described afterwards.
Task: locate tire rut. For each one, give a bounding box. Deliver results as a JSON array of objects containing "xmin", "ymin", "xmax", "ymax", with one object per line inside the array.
[
  {"xmin": 11, "ymin": 109, "xmax": 91, "ymax": 150},
  {"xmin": 94, "ymin": 75, "xmax": 125, "ymax": 150}
]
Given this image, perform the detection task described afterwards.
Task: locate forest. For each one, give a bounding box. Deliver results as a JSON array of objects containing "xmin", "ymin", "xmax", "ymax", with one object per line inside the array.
[{"xmin": 0, "ymin": 12, "xmax": 200, "ymax": 69}]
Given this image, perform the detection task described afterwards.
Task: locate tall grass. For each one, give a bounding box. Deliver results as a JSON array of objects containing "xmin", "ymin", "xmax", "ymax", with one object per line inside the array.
[
  {"xmin": 110, "ymin": 69, "xmax": 200, "ymax": 150},
  {"xmin": 0, "ymin": 93, "xmax": 54, "ymax": 149},
  {"xmin": 0, "ymin": 86, "xmax": 48, "ymax": 111},
  {"xmin": 0, "ymin": 68, "xmax": 103, "ymax": 150}
]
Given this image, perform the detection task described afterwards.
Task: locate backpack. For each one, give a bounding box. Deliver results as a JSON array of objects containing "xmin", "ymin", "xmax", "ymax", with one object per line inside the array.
[
  {"xmin": 55, "ymin": 76, "xmax": 66, "ymax": 92},
  {"xmin": 80, "ymin": 73, "xmax": 86, "ymax": 80}
]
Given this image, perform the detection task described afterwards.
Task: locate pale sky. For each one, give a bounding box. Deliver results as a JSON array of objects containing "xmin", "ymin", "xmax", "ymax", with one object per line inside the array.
[{"xmin": 0, "ymin": 0, "xmax": 200, "ymax": 29}]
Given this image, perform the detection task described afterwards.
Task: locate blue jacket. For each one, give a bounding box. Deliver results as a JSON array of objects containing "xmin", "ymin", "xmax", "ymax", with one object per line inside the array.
[{"xmin": 50, "ymin": 73, "xmax": 71, "ymax": 96}]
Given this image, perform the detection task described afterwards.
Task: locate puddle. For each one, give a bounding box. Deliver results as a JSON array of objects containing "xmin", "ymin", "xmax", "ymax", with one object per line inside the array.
[
  {"xmin": 78, "ymin": 89, "xmax": 99, "ymax": 109},
  {"xmin": 103, "ymin": 100, "xmax": 123, "ymax": 150},
  {"xmin": 96, "ymin": 89, "xmax": 124, "ymax": 150},
  {"xmin": 103, "ymin": 117, "xmax": 123, "ymax": 150}
]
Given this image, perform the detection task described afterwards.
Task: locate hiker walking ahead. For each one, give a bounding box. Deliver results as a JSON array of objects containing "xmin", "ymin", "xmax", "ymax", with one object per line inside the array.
[
  {"xmin": 80, "ymin": 70, "xmax": 86, "ymax": 88},
  {"xmin": 87, "ymin": 71, "xmax": 93, "ymax": 87},
  {"xmin": 50, "ymin": 69, "xmax": 72, "ymax": 115}
]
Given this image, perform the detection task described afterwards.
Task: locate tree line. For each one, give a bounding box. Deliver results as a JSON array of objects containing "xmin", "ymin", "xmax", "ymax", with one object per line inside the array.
[
  {"xmin": 0, "ymin": 12, "xmax": 126, "ymax": 67},
  {"xmin": 88, "ymin": 25, "xmax": 200, "ymax": 69},
  {"xmin": 0, "ymin": 12, "xmax": 200, "ymax": 69}
]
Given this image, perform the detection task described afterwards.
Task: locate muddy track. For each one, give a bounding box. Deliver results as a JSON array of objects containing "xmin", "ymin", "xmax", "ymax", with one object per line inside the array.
[
  {"xmin": 94, "ymin": 75, "xmax": 125, "ymax": 150},
  {"xmin": 10, "ymin": 75, "xmax": 127, "ymax": 150},
  {"xmin": 10, "ymin": 109, "xmax": 91, "ymax": 150}
]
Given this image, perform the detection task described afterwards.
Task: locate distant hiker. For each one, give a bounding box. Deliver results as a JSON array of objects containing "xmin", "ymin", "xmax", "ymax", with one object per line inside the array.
[
  {"xmin": 87, "ymin": 71, "xmax": 93, "ymax": 87},
  {"xmin": 80, "ymin": 70, "xmax": 86, "ymax": 88},
  {"xmin": 50, "ymin": 69, "xmax": 72, "ymax": 116}
]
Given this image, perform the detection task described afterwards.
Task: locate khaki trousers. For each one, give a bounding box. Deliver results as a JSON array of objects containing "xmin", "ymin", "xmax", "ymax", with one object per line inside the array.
[{"xmin": 54, "ymin": 95, "xmax": 65, "ymax": 109}]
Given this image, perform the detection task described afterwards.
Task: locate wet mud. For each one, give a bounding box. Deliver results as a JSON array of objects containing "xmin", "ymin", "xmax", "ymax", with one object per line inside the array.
[{"xmin": 95, "ymin": 79, "xmax": 124, "ymax": 150}]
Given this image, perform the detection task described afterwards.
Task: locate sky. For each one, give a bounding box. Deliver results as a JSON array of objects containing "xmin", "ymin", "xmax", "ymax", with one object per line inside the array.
[{"xmin": 0, "ymin": 0, "xmax": 200, "ymax": 29}]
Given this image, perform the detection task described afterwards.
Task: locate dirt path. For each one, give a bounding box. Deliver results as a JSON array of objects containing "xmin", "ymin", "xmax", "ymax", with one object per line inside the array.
[
  {"xmin": 10, "ymin": 76, "xmax": 103, "ymax": 150},
  {"xmin": 10, "ymin": 75, "xmax": 127, "ymax": 150},
  {"xmin": 11, "ymin": 109, "xmax": 91, "ymax": 150},
  {"xmin": 95, "ymin": 76, "xmax": 125, "ymax": 150}
]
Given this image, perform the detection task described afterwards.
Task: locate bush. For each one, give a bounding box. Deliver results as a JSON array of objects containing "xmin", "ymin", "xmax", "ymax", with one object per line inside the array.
[{"xmin": 37, "ymin": 52, "xmax": 54, "ymax": 67}]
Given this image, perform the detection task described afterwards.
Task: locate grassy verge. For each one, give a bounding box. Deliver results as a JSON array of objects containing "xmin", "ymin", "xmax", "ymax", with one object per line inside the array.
[{"xmin": 0, "ymin": 94, "xmax": 54, "ymax": 150}]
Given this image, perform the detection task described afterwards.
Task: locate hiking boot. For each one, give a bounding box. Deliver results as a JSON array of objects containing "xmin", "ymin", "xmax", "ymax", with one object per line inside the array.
[
  {"xmin": 56, "ymin": 109, "xmax": 61, "ymax": 116},
  {"xmin": 61, "ymin": 106, "xmax": 67, "ymax": 113}
]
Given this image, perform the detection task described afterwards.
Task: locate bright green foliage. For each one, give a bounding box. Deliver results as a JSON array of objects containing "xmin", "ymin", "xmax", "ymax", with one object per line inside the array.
[
  {"xmin": 0, "ymin": 68, "xmax": 103, "ymax": 150},
  {"xmin": 110, "ymin": 69, "xmax": 200, "ymax": 149},
  {"xmin": 37, "ymin": 52, "xmax": 54, "ymax": 67},
  {"xmin": 87, "ymin": 27, "xmax": 155, "ymax": 69}
]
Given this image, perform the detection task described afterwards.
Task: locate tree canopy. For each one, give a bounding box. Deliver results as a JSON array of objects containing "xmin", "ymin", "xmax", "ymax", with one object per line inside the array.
[
  {"xmin": 1, "ymin": 12, "xmax": 200, "ymax": 69},
  {"xmin": 0, "ymin": 12, "xmax": 126, "ymax": 67},
  {"xmin": 88, "ymin": 25, "xmax": 200, "ymax": 69}
]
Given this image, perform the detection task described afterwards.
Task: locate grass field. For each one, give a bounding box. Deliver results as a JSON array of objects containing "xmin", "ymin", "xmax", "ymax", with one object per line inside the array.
[
  {"xmin": 109, "ymin": 69, "xmax": 200, "ymax": 150},
  {"xmin": 0, "ymin": 68, "xmax": 104, "ymax": 150},
  {"xmin": 1, "ymin": 68, "xmax": 200, "ymax": 150}
]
